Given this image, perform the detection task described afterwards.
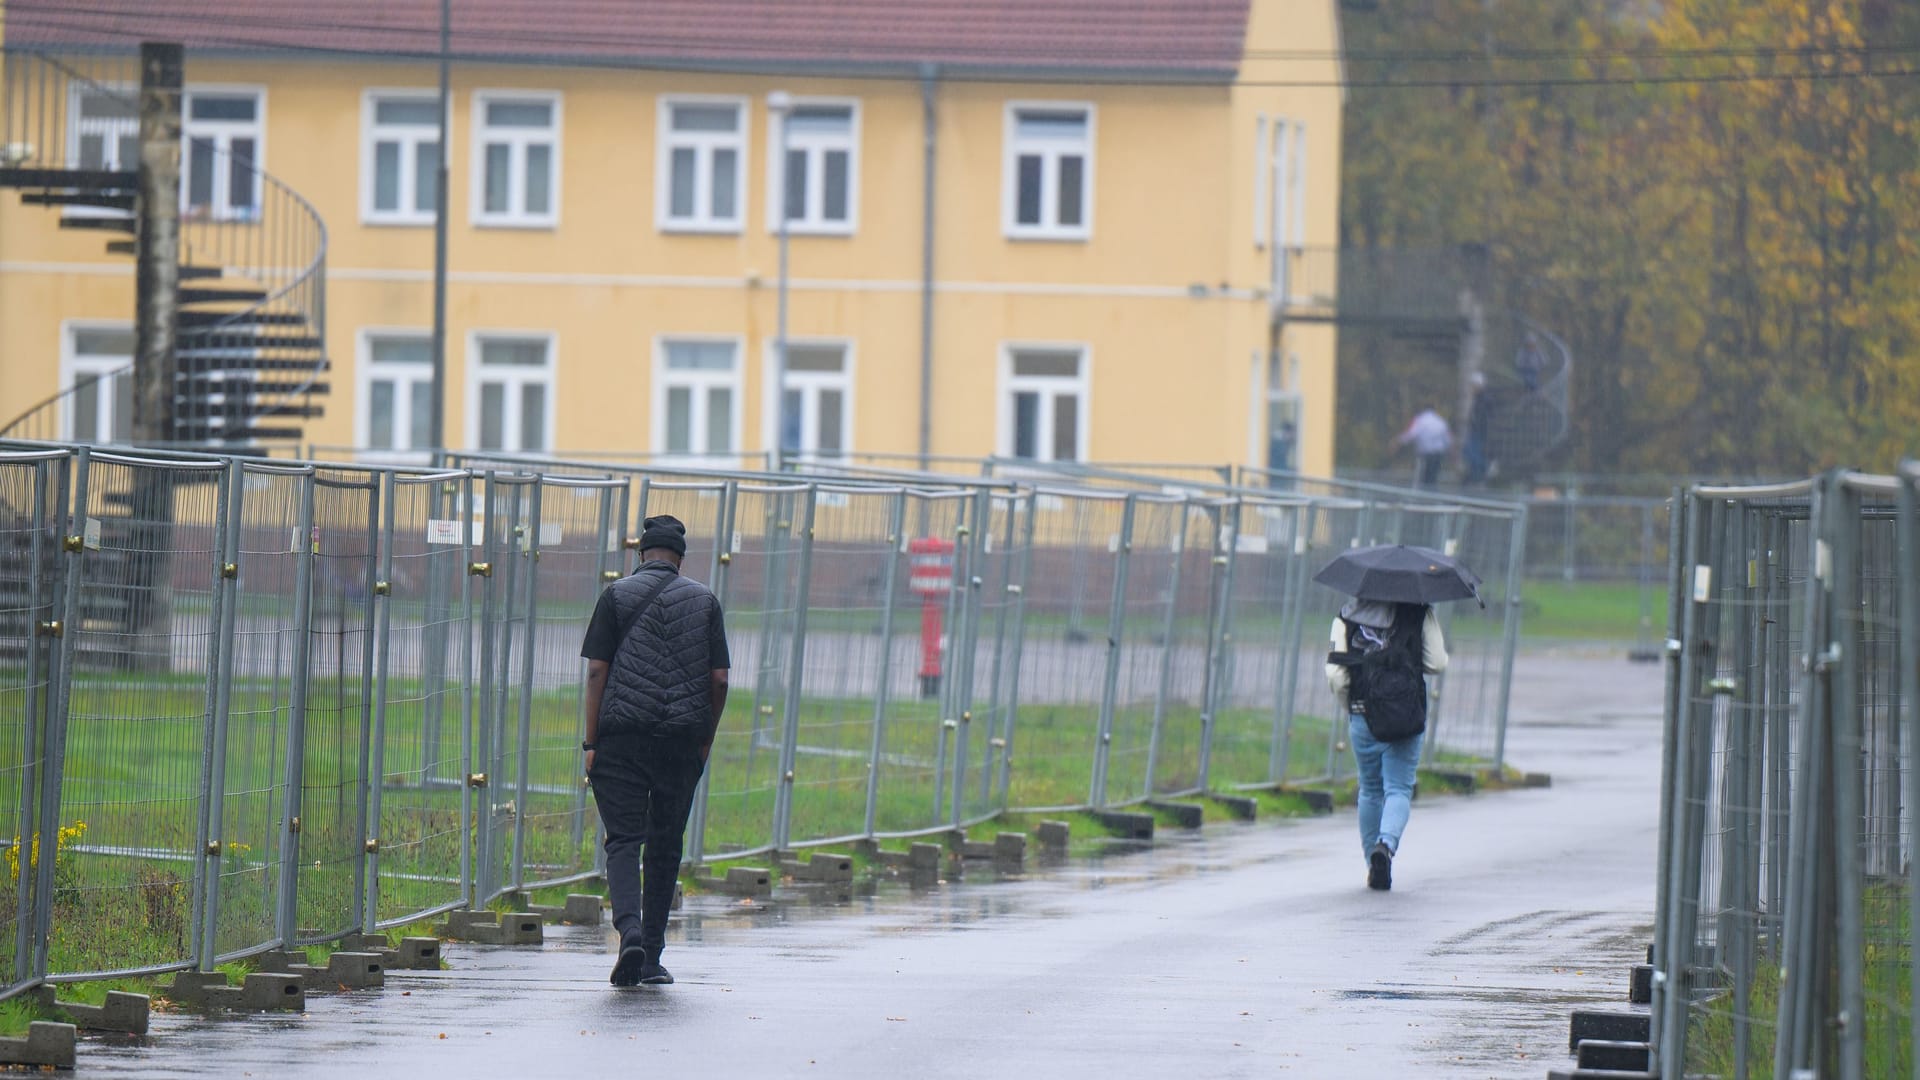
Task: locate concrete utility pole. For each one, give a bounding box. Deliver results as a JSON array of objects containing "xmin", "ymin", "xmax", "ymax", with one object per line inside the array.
[{"xmin": 133, "ymin": 41, "xmax": 182, "ymax": 446}]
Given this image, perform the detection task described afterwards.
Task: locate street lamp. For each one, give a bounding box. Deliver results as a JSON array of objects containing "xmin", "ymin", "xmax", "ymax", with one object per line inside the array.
[{"xmin": 767, "ymin": 90, "xmax": 793, "ymax": 469}]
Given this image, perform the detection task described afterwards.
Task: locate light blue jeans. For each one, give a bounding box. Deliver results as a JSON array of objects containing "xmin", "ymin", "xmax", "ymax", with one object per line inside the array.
[{"xmin": 1350, "ymin": 715, "xmax": 1423, "ymax": 862}]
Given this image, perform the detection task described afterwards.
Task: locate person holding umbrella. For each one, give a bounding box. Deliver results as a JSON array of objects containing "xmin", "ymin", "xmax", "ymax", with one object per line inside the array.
[{"xmin": 1317, "ymin": 544, "xmax": 1479, "ymax": 891}]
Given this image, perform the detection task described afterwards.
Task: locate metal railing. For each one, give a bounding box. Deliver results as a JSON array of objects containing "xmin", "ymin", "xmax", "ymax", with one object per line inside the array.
[
  {"xmin": 0, "ymin": 47, "xmax": 330, "ymax": 447},
  {"xmin": 1651, "ymin": 467, "xmax": 1920, "ymax": 1079},
  {"xmin": 0, "ymin": 440, "xmax": 1526, "ymax": 997}
]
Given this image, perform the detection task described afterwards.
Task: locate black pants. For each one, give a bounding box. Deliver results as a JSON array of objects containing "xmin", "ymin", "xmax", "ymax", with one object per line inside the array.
[{"xmin": 588, "ymin": 736, "xmax": 704, "ymax": 954}]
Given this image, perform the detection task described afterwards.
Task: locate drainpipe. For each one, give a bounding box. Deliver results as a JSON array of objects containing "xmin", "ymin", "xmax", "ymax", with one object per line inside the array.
[{"xmin": 917, "ymin": 64, "xmax": 939, "ymax": 470}]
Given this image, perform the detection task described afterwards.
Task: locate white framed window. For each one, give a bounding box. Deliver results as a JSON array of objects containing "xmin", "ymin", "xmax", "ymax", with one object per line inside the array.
[
  {"xmin": 183, "ymin": 87, "xmax": 264, "ymax": 221},
  {"xmin": 70, "ymin": 85, "xmax": 138, "ymax": 172},
  {"xmin": 362, "ymin": 91, "xmax": 441, "ymax": 225},
  {"xmin": 999, "ymin": 345, "xmax": 1089, "ymax": 463},
  {"xmin": 60, "ymin": 322, "xmax": 134, "ymax": 443},
  {"xmin": 466, "ymin": 334, "xmax": 555, "ymax": 452},
  {"xmin": 471, "ymin": 92, "xmax": 560, "ymax": 227},
  {"xmin": 658, "ymin": 98, "xmax": 747, "ymax": 233},
  {"xmin": 766, "ymin": 101, "xmax": 858, "ymax": 234},
  {"xmin": 1266, "ymin": 119, "xmax": 1307, "ymax": 297},
  {"xmin": 767, "ymin": 341, "xmax": 852, "ymax": 459},
  {"xmin": 653, "ymin": 338, "xmax": 741, "ymax": 458},
  {"xmin": 1003, "ymin": 103, "xmax": 1093, "ymax": 240},
  {"xmin": 356, "ymin": 331, "xmax": 436, "ymax": 458}
]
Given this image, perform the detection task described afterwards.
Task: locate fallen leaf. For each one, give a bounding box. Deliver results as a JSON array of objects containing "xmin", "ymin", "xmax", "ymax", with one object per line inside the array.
[
  {"xmin": 437, "ymin": 1033, "xmax": 447, "ymax": 1040},
  {"xmin": 401, "ymin": 991, "xmax": 411, "ymax": 996}
]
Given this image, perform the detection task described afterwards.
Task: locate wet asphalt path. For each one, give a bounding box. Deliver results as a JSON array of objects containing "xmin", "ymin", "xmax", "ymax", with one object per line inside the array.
[{"xmin": 75, "ymin": 649, "xmax": 1662, "ymax": 1079}]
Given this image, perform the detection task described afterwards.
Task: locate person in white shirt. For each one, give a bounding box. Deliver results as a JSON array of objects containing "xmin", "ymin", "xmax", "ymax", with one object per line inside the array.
[{"xmin": 1391, "ymin": 408, "xmax": 1452, "ymax": 488}]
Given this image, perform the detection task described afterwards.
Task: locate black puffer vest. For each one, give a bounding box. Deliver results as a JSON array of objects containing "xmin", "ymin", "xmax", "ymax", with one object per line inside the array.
[{"xmin": 598, "ymin": 563, "xmax": 723, "ymax": 742}]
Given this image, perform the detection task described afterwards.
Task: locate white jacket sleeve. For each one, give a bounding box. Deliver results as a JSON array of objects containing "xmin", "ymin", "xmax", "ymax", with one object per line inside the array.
[
  {"xmin": 1422, "ymin": 607, "xmax": 1450, "ymax": 675},
  {"xmin": 1325, "ymin": 617, "xmax": 1349, "ymax": 711}
]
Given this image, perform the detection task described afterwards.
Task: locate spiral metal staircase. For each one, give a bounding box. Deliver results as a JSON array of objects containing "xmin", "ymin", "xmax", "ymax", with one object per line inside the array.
[{"xmin": 0, "ymin": 47, "xmax": 329, "ymax": 448}]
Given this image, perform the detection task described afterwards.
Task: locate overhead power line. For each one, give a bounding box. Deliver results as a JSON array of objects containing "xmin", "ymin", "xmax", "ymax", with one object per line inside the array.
[{"xmin": 4, "ymin": 6, "xmax": 1915, "ymax": 91}]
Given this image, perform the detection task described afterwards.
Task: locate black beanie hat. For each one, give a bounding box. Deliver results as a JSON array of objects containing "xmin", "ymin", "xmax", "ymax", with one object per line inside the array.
[{"xmin": 639, "ymin": 514, "xmax": 688, "ymax": 557}]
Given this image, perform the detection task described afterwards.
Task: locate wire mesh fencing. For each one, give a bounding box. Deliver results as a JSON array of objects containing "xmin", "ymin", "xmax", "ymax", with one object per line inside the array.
[
  {"xmin": 0, "ymin": 441, "xmax": 1527, "ymax": 993},
  {"xmin": 1652, "ymin": 470, "xmax": 1920, "ymax": 1080}
]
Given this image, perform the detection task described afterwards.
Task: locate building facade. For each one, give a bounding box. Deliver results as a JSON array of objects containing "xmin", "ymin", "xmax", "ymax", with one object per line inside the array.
[{"xmin": 0, "ymin": 0, "xmax": 1343, "ymax": 473}]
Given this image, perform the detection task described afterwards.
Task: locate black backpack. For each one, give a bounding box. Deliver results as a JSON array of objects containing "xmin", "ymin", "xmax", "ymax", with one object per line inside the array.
[{"xmin": 1329, "ymin": 605, "xmax": 1428, "ymax": 742}]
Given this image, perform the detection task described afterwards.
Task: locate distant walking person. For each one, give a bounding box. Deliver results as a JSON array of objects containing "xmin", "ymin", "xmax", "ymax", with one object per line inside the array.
[
  {"xmin": 1325, "ymin": 599, "xmax": 1448, "ymax": 891},
  {"xmin": 580, "ymin": 515, "xmax": 730, "ymax": 986},
  {"xmin": 1391, "ymin": 408, "xmax": 1452, "ymax": 488},
  {"xmin": 1515, "ymin": 330, "xmax": 1546, "ymax": 392}
]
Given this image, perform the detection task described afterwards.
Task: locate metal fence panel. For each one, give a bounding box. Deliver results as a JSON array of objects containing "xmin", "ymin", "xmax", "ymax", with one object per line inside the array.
[
  {"xmin": 44, "ymin": 452, "xmax": 225, "ymax": 978},
  {"xmin": 1003, "ymin": 490, "xmax": 1127, "ymax": 811},
  {"xmin": 0, "ymin": 452, "xmax": 63, "ymax": 994},
  {"xmin": 1209, "ymin": 498, "xmax": 1309, "ymax": 789},
  {"xmin": 291, "ymin": 470, "xmax": 378, "ymax": 944},
  {"xmin": 368, "ymin": 471, "xmax": 474, "ymax": 928},
  {"xmin": 685, "ymin": 482, "xmax": 808, "ymax": 858},
  {"xmin": 512, "ymin": 475, "xmax": 623, "ymax": 891},
  {"xmin": 782, "ymin": 485, "xmax": 900, "ymax": 845},
  {"xmin": 954, "ymin": 488, "xmax": 1029, "ymax": 825}
]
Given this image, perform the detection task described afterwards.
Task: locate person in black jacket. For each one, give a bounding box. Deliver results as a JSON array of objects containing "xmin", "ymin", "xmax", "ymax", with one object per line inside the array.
[{"xmin": 580, "ymin": 515, "xmax": 730, "ymax": 986}]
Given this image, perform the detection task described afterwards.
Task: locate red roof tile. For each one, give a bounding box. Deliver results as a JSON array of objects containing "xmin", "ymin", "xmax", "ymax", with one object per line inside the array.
[{"xmin": 6, "ymin": 1, "xmax": 1252, "ymax": 81}]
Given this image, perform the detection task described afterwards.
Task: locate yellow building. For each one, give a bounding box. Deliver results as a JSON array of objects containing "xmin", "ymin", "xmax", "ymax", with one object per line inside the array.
[{"xmin": 0, "ymin": 0, "xmax": 1343, "ymax": 474}]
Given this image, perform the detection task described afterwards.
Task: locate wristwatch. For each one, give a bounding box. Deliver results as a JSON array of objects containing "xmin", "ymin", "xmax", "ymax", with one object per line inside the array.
[{"xmin": 581, "ymin": 741, "xmax": 596, "ymax": 752}]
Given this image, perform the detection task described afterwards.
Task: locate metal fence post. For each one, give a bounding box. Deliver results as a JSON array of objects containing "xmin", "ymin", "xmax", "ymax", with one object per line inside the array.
[
  {"xmin": 33, "ymin": 449, "xmax": 88, "ymax": 977},
  {"xmin": 10, "ymin": 453, "xmax": 65, "ymax": 986},
  {"xmin": 1197, "ymin": 499, "xmax": 1239, "ymax": 792},
  {"xmin": 1491, "ymin": 505, "xmax": 1528, "ymax": 770},
  {"xmin": 977, "ymin": 491, "xmax": 1022, "ymax": 808},
  {"xmin": 949, "ymin": 488, "xmax": 989, "ymax": 828},
  {"xmin": 1090, "ymin": 495, "xmax": 1138, "ymax": 809},
  {"xmin": 1827, "ymin": 480, "xmax": 1865, "ymax": 1080},
  {"xmin": 1271, "ymin": 501, "xmax": 1317, "ymax": 784},
  {"xmin": 1143, "ymin": 499, "xmax": 1188, "ymax": 796},
  {"xmin": 363, "ymin": 472, "xmax": 398, "ymax": 933},
  {"xmin": 770, "ymin": 486, "xmax": 818, "ymax": 852},
  {"xmin": 995, "ymin": 490, "xmax": 1038, "ymax": 809},
  {"xmin": 268, "ymin": 467, "xmax": 316, "ymax": 951},
  {"xmin": 863, "ymin": 493, "xmax": 909, "ymax": 837},
  {"xmin": 471, "ymin": 472, "xmax": 502, "ymax": 906},
  {"xmin": 509, "ymin": 482, "xmax": 544, "ymax": 892},
  {"xmin": 1656, "ymin": 490, "xmax": 1712, "ymax": 1076},
  {"xmin": 1897, "ymin": 470, "xmax": 1920, "ymax": 1080},
  {"xmin": 199, "ymin": 461, "xmax": 242, "ymax": 965},
  {"xmin": 1774, "ymin": 479, "xmax": 1833, "ymax": 1079}
]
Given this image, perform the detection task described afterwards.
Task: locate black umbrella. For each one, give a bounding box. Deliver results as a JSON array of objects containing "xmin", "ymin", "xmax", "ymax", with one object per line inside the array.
[{"xmin": 1313, "ymin": 544, "xmax": 1482, "ymax": 606}]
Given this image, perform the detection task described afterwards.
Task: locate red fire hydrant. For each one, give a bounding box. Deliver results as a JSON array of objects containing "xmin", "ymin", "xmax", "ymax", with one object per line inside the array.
[{"xmin": 907, "ymin": 538, "xmax": 955, "ymax": 698}]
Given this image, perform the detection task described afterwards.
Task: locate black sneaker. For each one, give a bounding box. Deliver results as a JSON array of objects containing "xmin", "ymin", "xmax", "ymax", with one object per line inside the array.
[
  {"xmin": 609, "ymin": 932, "xmax": 647, "ymax": 987},
  {"xmin": 1367, "ymin": 842, "xmax": 1393, "ymax": 891},
  {"xmin": 638, "ymin": 950, "xmax": 674, "ymax": 985}
]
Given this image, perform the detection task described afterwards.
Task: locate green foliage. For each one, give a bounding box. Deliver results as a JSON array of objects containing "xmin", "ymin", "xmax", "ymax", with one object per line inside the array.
[{"xmin": 1338, "ymin": 0, "xmax": 1920, "ymax": 476}]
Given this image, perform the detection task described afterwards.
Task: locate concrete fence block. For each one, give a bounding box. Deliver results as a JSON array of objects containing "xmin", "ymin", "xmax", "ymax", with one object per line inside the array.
[
  {"xmin": 326, "ymin": 952, "xmax": 386, "ymax": 989},
  {"xmin": 1575, "ymin": 1040, "xmax": 1650, "ymax": 1072},
  {"xmin": 907, "ymin": 843, "xmax": 943, "ymax": 872},
  {"xmin": 1567, "ymin": 1010, "xmax": 1650, "ymax": 1052},
  {"xmin": 1147, "ymin": 800, "xmax": 1205, "ymax": 829},
  {"xmin": 1628, "ymin": 964, "xmax": 1652, "ymax": 1004},
  {"xmin": 1035, "ymin": 820, "xmax": 1070, "ymax": 851},
  {"xmin": 563, "ymin": 894, "xmax": 605, "ymax": 925},
  {"xmin": 1093, "ymin": 810, "xmax": 1155, "ymax": 840},
  {"xmin": 33, "ymin": 987, "xmax": 149, "ymax": 1035},
  {"xmin": 393, "ymin": 937, "xmax": 442, "ymax": 970},
  {"xmin": 710, "ymin": 867, "xmax": 773, "ymax": 898},
  {"xmin": 801, "ymin": 854, "xmax": 855, "ymax": 883},
  {"xmin": 251, "ymin": 947, "xmax": 309, "ymax": 973},
  {"xmin": 672, "ymin": 881, "xmax": 684, "ymax": 911},
  {"xmin": 498, "ymin": 914, "xmax": 545, "ymax": 945},
  {"xmin": 0, "ymin": 1022, "xmax": 75, "ymax": 1069},
  {"xmin": 1205, "ymin": 793, "xmax": 1258, "ymax": 821},
  {"xmin": 238, "ymin": 973, "xmax": 307, "ymax": 1011},
  {"xmin": 338, "ymin": 932, "xmax": 391, "ymax": 953},
  {"xmin": 160, "ymin": 970, "xmax": 232, "ymax": 1008},
  {"xmin": 1425, "ymin": 769, "xmax": 1478, "ymax": 793},
  {"xmin": 992, "ymin": 832, "xmax": 1027, "ymax": 865}
]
